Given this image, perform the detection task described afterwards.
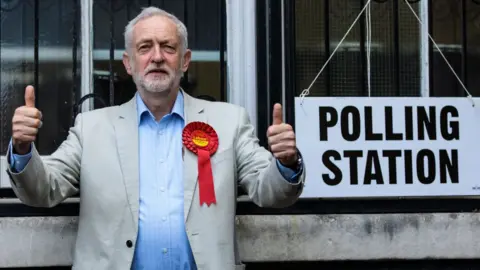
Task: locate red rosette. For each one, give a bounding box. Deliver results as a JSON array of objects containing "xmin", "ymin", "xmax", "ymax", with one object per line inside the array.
[
  {"xmin": 182, "ymin": 122, "xmax": 219, "ymax": 206},
  {"xmin": 182, "ymin": 121, "xmax": 218, "ymax": 155}
]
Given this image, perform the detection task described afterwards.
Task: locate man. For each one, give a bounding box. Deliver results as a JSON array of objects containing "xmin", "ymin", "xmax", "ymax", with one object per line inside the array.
[{"xmin": 6, "ymin": 6, "xmax": 305, "ymax": 270}]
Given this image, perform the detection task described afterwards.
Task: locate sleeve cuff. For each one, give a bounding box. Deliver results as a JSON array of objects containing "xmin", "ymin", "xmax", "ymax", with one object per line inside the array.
[
  {"xmin": 8, "ymin": 139, "xmax": 32, "ymax": 173},
  {"xmin": 276, "ymin": 159, "xmax": 303, "ymax": 183}
]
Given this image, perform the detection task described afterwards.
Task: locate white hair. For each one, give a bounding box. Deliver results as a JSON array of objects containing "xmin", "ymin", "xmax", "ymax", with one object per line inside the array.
[{"xmin": 124, "ymin": 6, "xmax": 188, "ymax": 54}]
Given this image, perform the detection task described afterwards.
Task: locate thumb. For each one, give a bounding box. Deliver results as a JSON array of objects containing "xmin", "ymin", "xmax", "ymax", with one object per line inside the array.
[
  {"xmin": 25, "ymin": 85, "xmax": 36, "ymax": 108},
  {"xmin": 272, "ymin": 103, "xmax": 283, "ymax": 125}
]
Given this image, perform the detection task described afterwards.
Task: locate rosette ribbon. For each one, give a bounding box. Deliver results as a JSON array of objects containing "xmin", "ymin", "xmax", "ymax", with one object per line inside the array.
[{"xmin": 182, "ymin": 121, "xmax": 219, "ymax": 206}]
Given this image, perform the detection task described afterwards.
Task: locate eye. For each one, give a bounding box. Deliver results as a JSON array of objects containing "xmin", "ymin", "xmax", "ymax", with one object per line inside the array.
[
  {"xmin": 138, "ymin": 44, "xmax": 150, "ymax": 52},
  {"xmin": 164, "ymin": 45, "xmax": 176, "ymax": 53}
]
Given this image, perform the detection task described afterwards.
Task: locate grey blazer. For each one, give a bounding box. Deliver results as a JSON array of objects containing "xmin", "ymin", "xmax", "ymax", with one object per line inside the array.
[{"xmin": 6, "ymin": 91, "xmax": 305, "ymax": 270}]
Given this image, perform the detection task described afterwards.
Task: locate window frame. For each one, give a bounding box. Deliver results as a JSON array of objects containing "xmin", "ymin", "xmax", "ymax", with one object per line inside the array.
[
  {"xmin": 225, "ymin": 0, "xmax": 258, "ymax": 132},
  {"xmin": 242, "ymin": 0, "xmax": 480, "ymax": 215},
  {"xmin": 1, "ymin": 0, "xmax": 232, "ymax": 188}
]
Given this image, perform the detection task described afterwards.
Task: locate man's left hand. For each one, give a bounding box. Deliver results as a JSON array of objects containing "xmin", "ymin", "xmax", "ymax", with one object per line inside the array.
[{"xmin": 266, "ymin": 103, "xmax": 298, "ymax": 167}]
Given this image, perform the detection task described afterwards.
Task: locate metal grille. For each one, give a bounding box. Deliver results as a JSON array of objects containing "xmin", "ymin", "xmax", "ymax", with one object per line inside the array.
[
  {"xmin": 293, "ymin": 0, "xmax": 479, "ymax": 97},
  {"xmin": 90, "ymin": 0, "xmax": 227, "ymax": 110},
  {"xmin": 0, "ymin": 0, "xmax": 81, "ymax": 155},
  {"xmin": 328, "ymin": 0, "xmax": 364, "ymax": 96},
  {"xmin": 0, "ymin": 0, "xmax": 227, "ymax": 156},
  {"xmin": 270, "ymin": 0, "xmax": 480, "ymax": 216},
  {"xmin": 294, "ymin": 0, "xmax": 421, "ymax": 97}
]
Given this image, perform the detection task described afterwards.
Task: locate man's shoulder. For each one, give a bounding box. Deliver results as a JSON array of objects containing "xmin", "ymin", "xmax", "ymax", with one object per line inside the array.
[
  {"xmin": 194, "ymin": 98, "xmax": 245, "ymax": 114},
  {"xmin": 74, "ymin": 104, "xmax": 124, "ymax": 127},
  {"xmin": 79, "ymin": 105, "xmax": 120, "ymax": 118}
]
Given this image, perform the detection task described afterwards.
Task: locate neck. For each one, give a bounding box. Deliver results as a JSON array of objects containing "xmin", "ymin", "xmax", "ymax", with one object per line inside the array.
[{"xmin": 138, "ymin": 86, "xmax": 180, "ymax": 121}]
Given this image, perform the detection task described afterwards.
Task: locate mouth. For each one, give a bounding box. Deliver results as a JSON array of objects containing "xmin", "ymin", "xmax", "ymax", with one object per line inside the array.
[{"xmin": 147, "ymin": 68, "xmax": 169, "ymax": 76}]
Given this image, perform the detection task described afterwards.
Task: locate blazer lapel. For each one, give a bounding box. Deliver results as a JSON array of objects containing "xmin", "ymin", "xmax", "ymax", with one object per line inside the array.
[
  {"xmin": 113, "ymin": 97, "xmax": 140, "ymax": 230},
  {"xmin": 183, "ymin": 92, "xmax": 207, "ymax": 223}
]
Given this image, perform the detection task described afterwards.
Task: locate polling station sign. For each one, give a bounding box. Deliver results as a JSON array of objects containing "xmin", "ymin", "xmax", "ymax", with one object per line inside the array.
[{"xmin": 295, "ymin": 97, "xmax": 480, "ymax": 198}]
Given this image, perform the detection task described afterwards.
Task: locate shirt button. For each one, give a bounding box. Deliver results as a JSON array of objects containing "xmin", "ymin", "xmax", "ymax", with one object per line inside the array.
[
  {"xmin": 126, "ymin": 240, "xmax": 133, "ymax": 248},
  {"xmin": 162, "ymin": 217, "xmax": 167, "ymax": 221},
  {"xmin": 159, "ymin": 159, "xmax": 164, "ymax": 163},
  {"xmin": 160, "ymin": 187, "xmax": 165, "ymax": 192},
  {"xmin": 163, "ymin": 248, "xmax": 168, "ymax": 253}
]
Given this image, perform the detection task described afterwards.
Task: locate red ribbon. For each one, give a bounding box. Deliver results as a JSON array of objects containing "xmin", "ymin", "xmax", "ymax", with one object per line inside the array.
[
  {"xmin": 182, "ymin": 121, "xmax": 218, "ymax": 206},
  {"xmin": 197, "ymin": 149, "xmax": 215, "ymax": 205}
]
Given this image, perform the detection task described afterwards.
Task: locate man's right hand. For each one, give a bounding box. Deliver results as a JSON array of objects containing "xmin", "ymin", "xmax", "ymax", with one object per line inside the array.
[{"xmin": 12, "ymin": 85, "xmax": 43, "ymax": 155}]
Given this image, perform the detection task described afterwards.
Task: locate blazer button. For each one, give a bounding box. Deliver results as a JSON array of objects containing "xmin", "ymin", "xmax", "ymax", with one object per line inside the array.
[{"xmin": 126, "ymin": 240, "xmax": 133, "ymax": 248}]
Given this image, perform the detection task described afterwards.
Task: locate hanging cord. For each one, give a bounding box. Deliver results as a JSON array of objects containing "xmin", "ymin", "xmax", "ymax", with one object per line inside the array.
[
  {"xmin": 403, "ymin": 0, "xmax": 474, "ymax": 107},
  {"xmin": 299, "ymin": 0, "xmax": 372, "ymax": 104},
  {"xmin": 300, "ymin": 0, "xmax": 475, "ymax": 107}
]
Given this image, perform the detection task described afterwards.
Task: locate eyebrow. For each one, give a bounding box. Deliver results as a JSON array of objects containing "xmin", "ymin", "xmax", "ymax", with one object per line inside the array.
[
  {"xmin": 136, "ymin": 39, "xmax": 152, "ymax": 46},
  {"xmin": 136, "ymin": 38, "xmax": 178, "ymax": 47}
]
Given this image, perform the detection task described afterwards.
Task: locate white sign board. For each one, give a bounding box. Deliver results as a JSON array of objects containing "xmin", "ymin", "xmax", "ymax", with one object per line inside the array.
[{"xmin": 295, "ymin": 97, "xmax": 480, "ymax": 198}]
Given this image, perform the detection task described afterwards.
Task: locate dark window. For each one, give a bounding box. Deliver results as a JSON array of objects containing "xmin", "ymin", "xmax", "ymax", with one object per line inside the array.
[
  {"xmin": 294, "ymin": 0, "xmax": 421, "ymax": 98},
  {"xmin": 430, "ymin": 0, "xmax": 480, "ymax": 97},
  {"xmin": 0, "ymin": 0, "xmax": 228, "ymax": 207},
  {"xmin": 0, "ymin": 0, "xmax": 81, "ymax": 156},
  {"xmin": 251, "ymin": 0, "xmax": 480, "ymax": 214},
  {"xmin": 91, "ymin": 0, "xmax": 227, "ymax": 109}
]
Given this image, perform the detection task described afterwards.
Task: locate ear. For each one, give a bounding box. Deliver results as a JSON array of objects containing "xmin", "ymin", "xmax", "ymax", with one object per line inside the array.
[
  {"xmin": 123, "ymin": 51, "xmax": 133, "ymax": 75},
  {"xmin": 181, "ymin": 49, "xmax": 192, "ymax": 73}
]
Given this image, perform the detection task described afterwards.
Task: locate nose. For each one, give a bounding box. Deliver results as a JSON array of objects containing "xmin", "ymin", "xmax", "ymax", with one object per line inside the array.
[{"xmin": 151, "ymin": 45, "xmax": 164, "ymax": 63}]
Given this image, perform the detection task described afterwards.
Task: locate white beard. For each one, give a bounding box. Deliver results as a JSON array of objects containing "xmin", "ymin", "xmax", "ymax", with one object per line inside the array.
[
  {"xmin": 134, "ymin": 71, "xmax": 174, "ymax": 94},
  {"xmin": 130, "ymin": 59, "xmax": 184, "ymax": 94}
]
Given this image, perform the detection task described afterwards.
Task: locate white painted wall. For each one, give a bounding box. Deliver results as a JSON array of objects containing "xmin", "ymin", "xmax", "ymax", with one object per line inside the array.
[{"xmin": 1, "ymin": 212, "xmax": 480, "ymax": 267}]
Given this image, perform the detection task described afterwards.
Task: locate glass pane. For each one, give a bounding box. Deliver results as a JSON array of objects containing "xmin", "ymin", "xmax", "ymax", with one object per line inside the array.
[
  {"xmin": 0, "ymin": 0, "xmax": 81, "ymax": 155},
  {"xmin": 430, "ymin": 0, "xmax": 480, "ymax": 97},
  {"xmin": 430, "ymin": 0, "xmax": 464, "ymax": 97},
  {"xmin": 294, "ymin": 0, "xmax": 421, "ymax": 97},
  {"xmin": 466, "ymin": 0, "xmax": 480, "ymax": 97},
  {"xmin": 92, "ymin": 0, "xmax": 226, "ymax": 109}
]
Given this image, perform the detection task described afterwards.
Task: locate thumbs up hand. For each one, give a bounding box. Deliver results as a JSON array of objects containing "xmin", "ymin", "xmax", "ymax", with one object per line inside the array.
[
  {"xmin": 12, "ymin": 85, "xmax": 43, "ymax": 155},
  {"xmin": 266, "ymin": 103, "xmax": 298, "ymax": 167}
]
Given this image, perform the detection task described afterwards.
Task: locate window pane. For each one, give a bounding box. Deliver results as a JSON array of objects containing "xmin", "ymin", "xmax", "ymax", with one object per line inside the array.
[
  {"xmin": 0, "ymin": 0, "xmax": 81, "ymax": 155},
  {"xmin": 466, "ymin": 0, "xmax": 480, "ymax": 97},
  {"xmin": 430, "ymin": 0, "xmax": 464, "ymax": 97},
  {"xmin": 294, "ymin": 0, "xmax": 420, "ymax": 97},
  {"xmin": 92, "ymin": 0, "xmax": 226, "ymax": 108},
  {"xmin": 430, "ymin": 0, "xmax": 479, "ymax": 97}
]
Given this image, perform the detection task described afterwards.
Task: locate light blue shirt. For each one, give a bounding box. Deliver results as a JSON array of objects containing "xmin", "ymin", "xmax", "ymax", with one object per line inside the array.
[
  {"xmin": 132, "ymin": 91, "xmax": 194, "ymax": 269},
  {"xmin": 8, "ymin": 91, "xmax": 303, "ymax": 269}
]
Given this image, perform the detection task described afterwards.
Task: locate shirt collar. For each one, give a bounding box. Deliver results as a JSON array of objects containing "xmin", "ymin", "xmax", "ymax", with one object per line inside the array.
[{"xmin": 136, "ymin": 90, "xmax": 184, "ymax": 124}]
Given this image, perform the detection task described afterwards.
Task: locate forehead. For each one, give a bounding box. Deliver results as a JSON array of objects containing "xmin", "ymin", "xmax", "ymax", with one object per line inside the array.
[{"xmin": 132, "ymin": 15, "xmax": 179, "ymax": 44}]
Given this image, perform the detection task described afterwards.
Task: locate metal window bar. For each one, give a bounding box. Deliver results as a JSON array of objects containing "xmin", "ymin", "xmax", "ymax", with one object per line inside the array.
[
  {"xmin": 284, "ymin": 0, "xmax": 296, "ymax": 126},
  {"xmin": 183, "ymin": 0, "xmax": 189, "ymax": 89},
  {"xmin": 324, "ymin": 0, "xmax": 331, "ymax": 96},
  {"xmin": 393, "ymin": 0, "xmax": 400, "ymax": 96},
  {"xmin": 359, "ymin": 0, "xmax": 367, "ymax": 96},
  {"xmin": 109, "ymin": 0, "xmax": 115, "ymax": 106},
  {"xmin": 34, "ymin": 0, "xmax": 39, "ymax": 144},
  {"xmin": 72, "ymin": 0, "xmax": 79, "ymax": 124},
  {"xmin": 428, "ymin": 0, "xmax": 434, "ymax": 96},
  {"xmin": 461, "ymin": 0, "xmax": 468, "ymax": 97}
]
